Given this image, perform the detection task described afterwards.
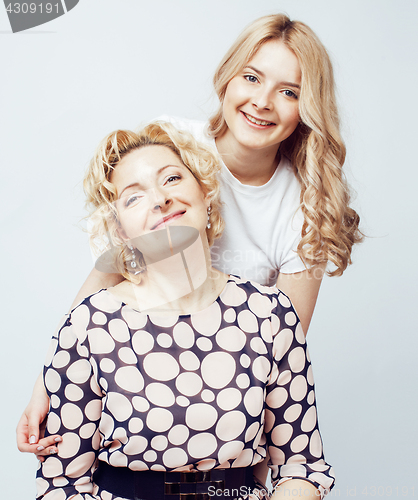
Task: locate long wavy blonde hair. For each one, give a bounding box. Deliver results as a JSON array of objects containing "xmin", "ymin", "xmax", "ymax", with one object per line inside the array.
[
  {"xmin": 209, "ymin": 14, "xmax": 362, "ymax": 276},
  {"xmin": 84, "ymin": 121, "xmax": 224, "ymax": 283}
]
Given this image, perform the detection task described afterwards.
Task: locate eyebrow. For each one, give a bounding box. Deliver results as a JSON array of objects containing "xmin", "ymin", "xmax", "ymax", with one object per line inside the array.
[
  {"xmin": 118, "ymin": 164, "xmax": 181, "ymax": 199},
  {"xmin": 244, "ymin": 65, "xmax": 301, "ymax": 90}
]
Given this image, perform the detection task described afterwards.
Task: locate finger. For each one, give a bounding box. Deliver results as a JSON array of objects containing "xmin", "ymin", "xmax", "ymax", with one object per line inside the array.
[
  {"xmin": 37, "ymin": 435, "xmax": 62, "ymax": 448},
  {"xmin": 36, "ymin": 445, "xmax": 59, "ymax": 457},
  {"xmin": 16, "ymin": 414, "xmax": 33, "ymax": 453},
  {"xmin": 27, "ymin": 416, "xmax": 42, "ymax": 445},
  {"xmin": 21, "ymin": 436, "xmax": 61, "ymax": 456}
]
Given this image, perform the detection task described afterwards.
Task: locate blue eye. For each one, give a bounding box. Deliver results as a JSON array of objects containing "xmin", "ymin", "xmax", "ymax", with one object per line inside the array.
[
  {"xmin": 125, "ymin": 194, "xmax": 143, "ymax": 207},
  {"xmin": 283, "ymin": 89, "xmax": 298, "ymax": 99},
  {"xmin": 244, "ymin": 75, "xmax": 258, "ymax": 83}
]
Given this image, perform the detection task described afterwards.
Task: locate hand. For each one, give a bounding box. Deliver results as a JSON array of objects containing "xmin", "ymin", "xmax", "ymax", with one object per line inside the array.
[
  {"xmin": 16, "ymin": 373, "xmax": 62, "ymax": 462},
  {"xmin": 16, "ymin": 412, "xmax": 61, "ymax": 462}
]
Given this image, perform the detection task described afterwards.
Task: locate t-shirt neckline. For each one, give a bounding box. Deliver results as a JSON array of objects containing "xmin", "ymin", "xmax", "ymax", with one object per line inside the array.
[{"xmin": 209, "ymin": 136, "xmax": 287, "ymax": 196}]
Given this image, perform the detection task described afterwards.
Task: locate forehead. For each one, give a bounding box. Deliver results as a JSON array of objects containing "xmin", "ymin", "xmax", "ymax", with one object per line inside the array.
[
  {"xmin": 111, "ymin": 145, "xmax": 184, "ymax": 183},
  {"xmin": 119, "ymin": 145, "xmax": 182, "ymax": 170},
  {"xmin": 247, "ymin": 39, "xmax": 301, "ymax": 82}
]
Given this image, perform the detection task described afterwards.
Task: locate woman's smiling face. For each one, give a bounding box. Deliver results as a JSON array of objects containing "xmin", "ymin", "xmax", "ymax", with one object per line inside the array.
[
  {"xmin": 221, "ymin": 39, "xmax": 301, "ymax": 155},
  {"xmin": 111, "ymin": 145, "xmax": 210, "ymax": 242}
]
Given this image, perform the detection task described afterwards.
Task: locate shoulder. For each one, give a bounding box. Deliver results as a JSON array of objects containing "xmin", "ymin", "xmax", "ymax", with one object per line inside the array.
[
  {"xmin": 223, "ymin": 277, "xmax": 303, "ymax": 342},
  {"xmin": 269, "ymin": 155, "xmax": 301, "ymax": 197},
  {"xmin": 156, "ymin": 115, "xmax": 210, "ymax": 144},
  {"xmin": 224, "ymin": 275, "xmax": 293, "ymax": 317},
  {"xmin": 67, "ymin": 289, "xmax": 123, "ymax": 328}
]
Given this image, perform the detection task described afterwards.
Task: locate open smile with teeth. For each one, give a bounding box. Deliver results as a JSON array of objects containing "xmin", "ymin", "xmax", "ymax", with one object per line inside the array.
[{"xmin": 242, "ymin": 112, "xmax": 275, "ymax": 126}]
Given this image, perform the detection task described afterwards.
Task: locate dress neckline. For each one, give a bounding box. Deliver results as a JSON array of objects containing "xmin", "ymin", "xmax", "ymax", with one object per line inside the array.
[{"xmin": 102, "ymin": 274, "xmax": 239, "ymax": 318}]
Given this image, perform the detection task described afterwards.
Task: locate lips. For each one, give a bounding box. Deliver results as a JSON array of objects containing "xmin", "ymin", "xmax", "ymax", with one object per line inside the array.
[
  {"xmin": 241, "ymin": 111, "xmax": 275, "ymax": 127},
  {"xmin": 151, "ymin": 210, "xmax": 186, "ymax": 230}
]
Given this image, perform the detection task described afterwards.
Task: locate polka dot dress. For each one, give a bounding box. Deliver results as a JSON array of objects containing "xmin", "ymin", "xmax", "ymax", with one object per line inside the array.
[{"xmin": 36, "ymin": 275, "xmax": 335, "ymax": 500}]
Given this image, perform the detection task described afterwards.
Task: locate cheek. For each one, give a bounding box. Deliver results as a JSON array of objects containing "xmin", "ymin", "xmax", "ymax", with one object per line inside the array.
[
  {"xmin": 119, "ymin": 210, "xmax": 145, "ymax": 237},
  {"xmin": 223, "ymin": 78, "xmax": 245, "ymax": 112},
  {"xmin": 281, "ymin": 103, "xmax": 300, "ymax": 129}
]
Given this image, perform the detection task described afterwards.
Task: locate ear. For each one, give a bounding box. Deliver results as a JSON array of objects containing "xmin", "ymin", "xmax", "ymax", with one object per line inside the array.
[{"xmin": 204, "ymin": 192, "xmax": 212, "ymax": 209}]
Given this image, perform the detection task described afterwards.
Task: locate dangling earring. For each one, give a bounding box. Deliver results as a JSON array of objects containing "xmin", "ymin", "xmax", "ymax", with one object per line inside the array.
[
  {"xmin": 206, "ymin": 206, "xmax": 211, "ymax": 229},
  {"xmin": 127, "ymin": 244, "xmax": 145, "ymax": 275}
]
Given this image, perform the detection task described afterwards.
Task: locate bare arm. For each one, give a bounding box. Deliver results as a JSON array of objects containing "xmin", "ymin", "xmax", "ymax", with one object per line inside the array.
[
  {"xmin": 271, "ymin": 479, "xmax": 319, "ymax": 500},
  {"xmin": 253, "ymin": 454, "xmax": 270, "ymax": 488},
  {"xmin": 276, "ymin": 262, "xmax": 326, "ymax": 335},
  {"xmin": 17, "ymin": 268, "xmax": 123, "ymax": 457}
]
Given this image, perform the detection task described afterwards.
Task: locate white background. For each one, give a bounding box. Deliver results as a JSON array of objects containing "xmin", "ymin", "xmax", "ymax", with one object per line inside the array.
[{"xmin": 1, "ymin": 0, "xmax": 417, "ymax": 498}]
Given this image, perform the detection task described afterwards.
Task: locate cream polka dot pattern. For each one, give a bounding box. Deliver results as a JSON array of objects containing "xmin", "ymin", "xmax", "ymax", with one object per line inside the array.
[
  {"xmin": 52, "ymin": 351, "xmax": 70, "ymax": 369},
  {"xmin": 145, "ymin": 383, "xmax": 175, "ymax": 407},
  {"xmin": 143, "ymin": 353, "xmax": 179, "ymax": 381},
  {"xmin": 50, "ymin": 394, "xmax": 60, "ymax": 409},
  {"xmin": 216, "ymin": 325, "xmax": 247, "ymax": 351},
  {"xmin": 92, "ymin": 311, "xmax": 107, "ymax": 325},
  {"xmin": 173, "ymin": 322, "xmax": 195, "ymax": 349},
  {"xmin": 179, "ymin": 351, "xmax": 200, "ymax": 371},
  {"xmin": 44, "ymin": 368, "xmax": 61, "ymax": 393},
  {"xmin": 151, "ymin": 435, "xmax": 168, "ymax": 451},
  {"xmin": 157, "ymin": 333, "xmax": 172, "ymax": 348},
  {"xmin": 176, "ymin": 372, "xmax": 203, "ymax": 397},
  {"xmin": 237, "ymin": 310, "xmax": 259, "ymax": 333},
  {"xmin": 117, "ymin": 347, "xmax": 137, "ymax": 365},
  {"xmin": 108, "ymin": 319, "xmax": 130, "ymax": 343},
  {"xmin": 218, "ymin": 441, "xmax": 244, "ymax": 464},
  {"xmin": 236, "ymin": 373, "xmax": 250, "ymax": 389},
  {"xmin": 37, "ymin": 277, "xmax": 334, "ymax": 500},
  {"xmin": 115, "ymin": 366, "xmax": 144, "ymax": 393},
  {"xmin": 223, "ymin": 308, "xmax": 236, "ymax": 323},
  {"xmin": 188, "ymin": 433, "xmax": 217, "ymax": 459},
  {"xmin": 168, "ymin": 424, "xmax": 189, "ymax": 446},
  {"xmin": 186, "ymin": 403, "xmax": 218, "ymax": 431},
  {"xmin": 99, "ymin": 358, "xmax": 115, "ymax": 374},
  {"xmin": 196, "ymin": 337, "xmax": 212, "ymax": 352},
  {"xmin": 217, "ymin": 388, "xmax": 242, "ymax": 411},
  {"xmin": 201, "ymin": 389, "xmax": 215, "ymax": 402}
]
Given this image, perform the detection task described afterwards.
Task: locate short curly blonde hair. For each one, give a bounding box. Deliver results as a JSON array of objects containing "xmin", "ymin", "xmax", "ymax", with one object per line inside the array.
[{"xmin": 84, "ymin": 121, "xmax": 224, "ymax": 283}]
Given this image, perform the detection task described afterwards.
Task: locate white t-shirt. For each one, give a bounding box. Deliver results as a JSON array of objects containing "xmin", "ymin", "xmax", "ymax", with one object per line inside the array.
[{"xmin": 160, "ymin": 116, "xmax": 307, "ymax": 286}]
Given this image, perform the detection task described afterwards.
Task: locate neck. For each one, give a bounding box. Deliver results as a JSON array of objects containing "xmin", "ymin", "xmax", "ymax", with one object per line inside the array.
[
  {"xmin": 113, "ymin": 233, "xmax": 227, "ymax": 315},
  {"xmin": 215, "ymin": 134, "xmax": 280, "ymax": 186}
]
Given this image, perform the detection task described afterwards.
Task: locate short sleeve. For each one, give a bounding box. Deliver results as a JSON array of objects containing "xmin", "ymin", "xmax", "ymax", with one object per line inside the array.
[
  {"xmin": 36, "ymin": 306, "xmax": 103, "ymax": 500},
  {"xmin": 276, "ymin": 208, "xmax": 308, "ymax": 275},
  {"xmin": 264, "ymin": 291, "xmax": 335, "ymax": 497}
]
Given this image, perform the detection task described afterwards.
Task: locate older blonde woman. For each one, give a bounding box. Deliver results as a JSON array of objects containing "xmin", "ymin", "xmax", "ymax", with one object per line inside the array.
[{"xmin": 35, "ymin": 122, "xmax": 334, "ymax": 500}]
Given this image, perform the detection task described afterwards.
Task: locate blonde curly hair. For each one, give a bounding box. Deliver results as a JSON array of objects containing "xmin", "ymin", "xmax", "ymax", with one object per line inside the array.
[
  {"xmin": 209, "ymin": 14, "xmax": 362, "ymax": 276},
  {"xmin": 84, "ymin": 121, "xmax": 224, "ymax": 283}
]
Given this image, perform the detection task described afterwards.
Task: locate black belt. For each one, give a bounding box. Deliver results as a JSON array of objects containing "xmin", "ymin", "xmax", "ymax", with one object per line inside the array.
[{"xmin": 93, "ymin": 461, "xmax": 255, "ymax": 500}]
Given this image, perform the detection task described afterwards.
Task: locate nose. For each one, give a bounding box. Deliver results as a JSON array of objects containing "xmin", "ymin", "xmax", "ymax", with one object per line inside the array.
[
  {"xmin": 252, "ymin": 86, "xmax": 273, "ymax": 110},
  {"xmin": 151, "ymin": 187, "xmax": 172, "ymax": 212}
]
